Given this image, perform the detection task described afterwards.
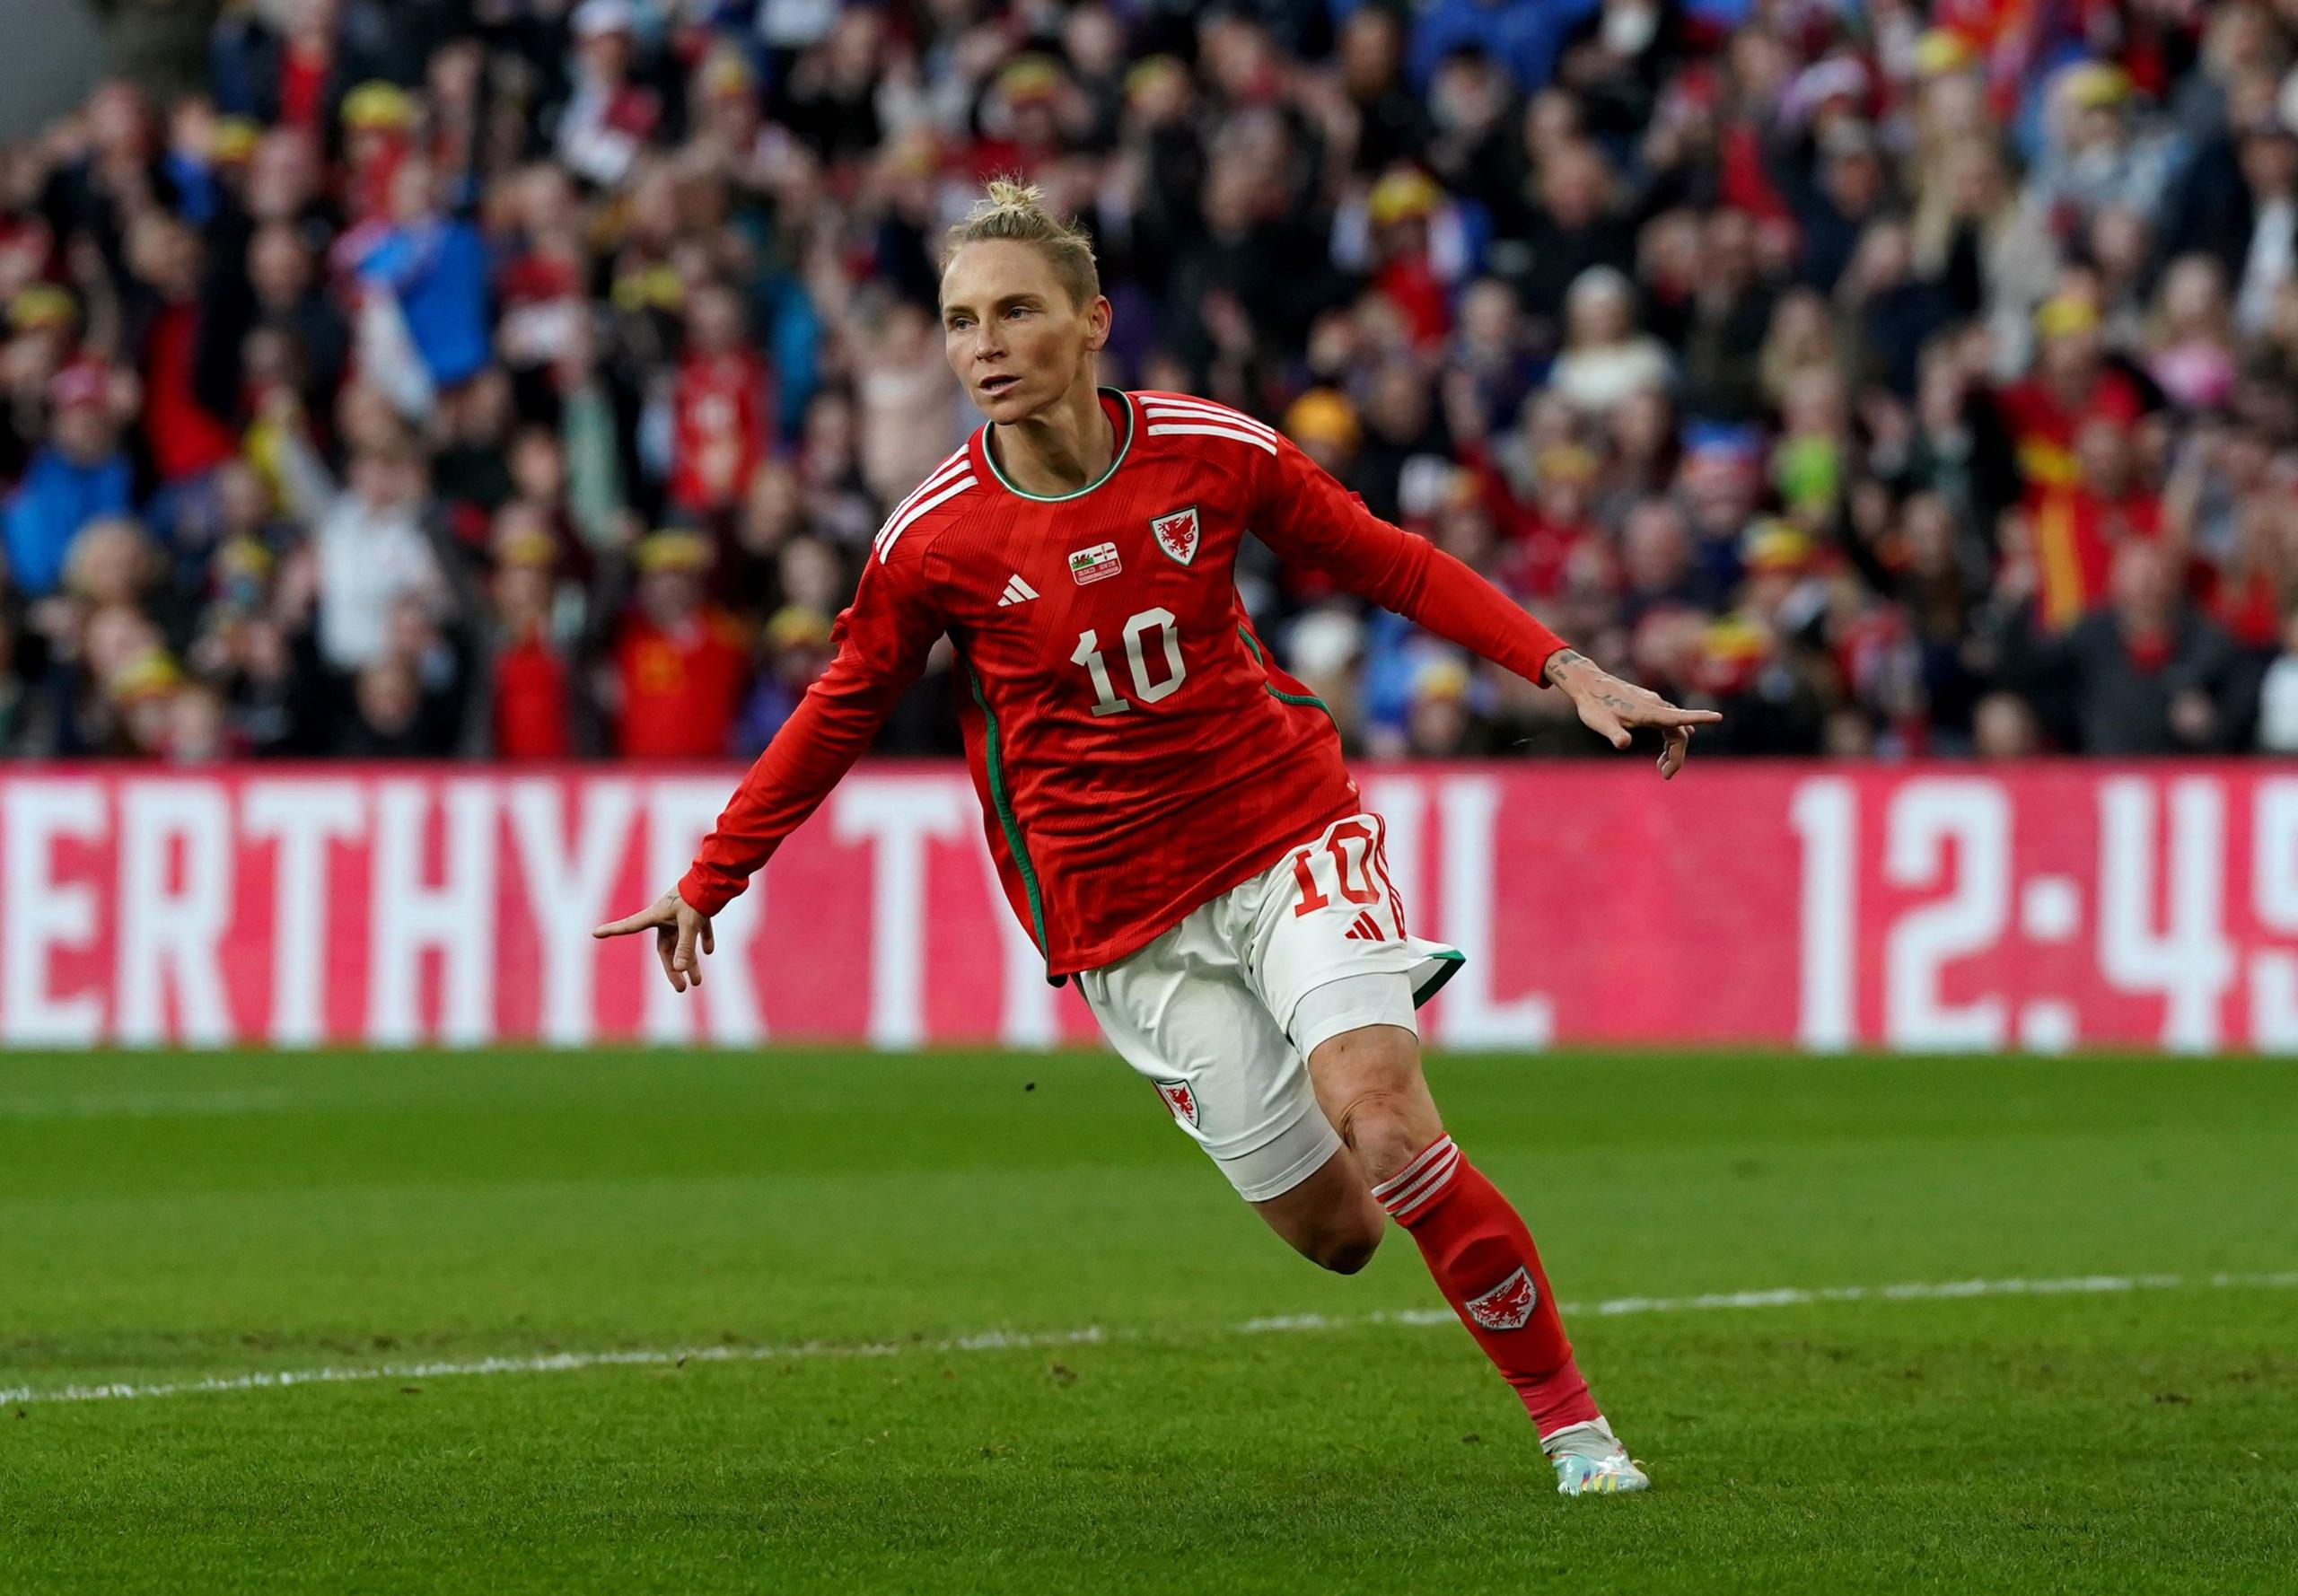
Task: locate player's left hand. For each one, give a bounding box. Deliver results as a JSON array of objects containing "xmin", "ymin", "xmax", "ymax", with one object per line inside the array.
[
  {"xmin": 1543, "ymin": 649, "xmax": 1723, "ymax": 780},
  {"xmin": 592, "ymin": 890, "xmax": 715, "ymax": 992}
]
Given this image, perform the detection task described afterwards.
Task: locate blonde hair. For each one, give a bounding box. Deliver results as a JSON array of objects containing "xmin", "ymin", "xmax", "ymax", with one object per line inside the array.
[
  {"xmin": 65, "ymin": 516, "xmax": 158, "ymax": 601},
  {"xmin": 941, "ymin": 179, "xmax": 1100, "ymax": 310}
]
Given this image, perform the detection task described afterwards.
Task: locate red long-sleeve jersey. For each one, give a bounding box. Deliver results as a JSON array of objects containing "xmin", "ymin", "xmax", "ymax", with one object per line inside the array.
[{"xmin": 678, "ymin": 389, "xmax": 1568, "ymax": 975}]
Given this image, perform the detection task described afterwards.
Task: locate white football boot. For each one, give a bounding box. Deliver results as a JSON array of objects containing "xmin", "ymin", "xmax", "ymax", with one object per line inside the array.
[{"xmin": 1542, "ymin": 1416, "xmax": 1651, "ymax": 1496}]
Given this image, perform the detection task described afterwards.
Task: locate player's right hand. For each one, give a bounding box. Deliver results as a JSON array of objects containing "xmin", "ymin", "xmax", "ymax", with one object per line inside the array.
[{"xmin": 592, "ymin": 890, "xmax": 715, "ymax": 993}]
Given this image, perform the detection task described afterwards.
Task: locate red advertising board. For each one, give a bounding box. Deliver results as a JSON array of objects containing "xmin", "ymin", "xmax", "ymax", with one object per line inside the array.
[{"xmin": 2, "ymin": 762, "xmax": 2293, "ymax": 1053}]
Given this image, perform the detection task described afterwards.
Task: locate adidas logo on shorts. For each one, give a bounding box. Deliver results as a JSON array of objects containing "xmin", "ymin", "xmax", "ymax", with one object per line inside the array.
[{"xmin": 1342, "ymin": 912, "xmax": 1385, "ymax": 942}]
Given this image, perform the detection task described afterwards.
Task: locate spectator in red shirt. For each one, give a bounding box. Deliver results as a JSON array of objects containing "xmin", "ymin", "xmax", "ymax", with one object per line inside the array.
[
  {"xmin": 2199, "ymin": 495, "xmax": 2294, "ymax": 653},
  {"xmin": 1364, "ymin": 169, "xmax": 1454, "ymax": 351},
  {"xmin": 126, "ymin": 214, "xmax": 236, "ymax": 488},
  {"xmin": 338, "ymin": 83, "xmax": 417, "ymax": 227},
  {"xmin": 274, "ymin": 2, "xmax": 337, "ymax": 134},
  {"xmin": 606, "ymin": 531, "xmax": 749, "ymax": 759},
  {"xmin": 670, "ymin": 282, "xmax": 769, "ymax": 521},
  {"xmin": 2027, "ymin": 416, "xmax": 2166, "ymax": 632},
  {"xmin": 1995, "ymin": 294, "xmax": 2147, "ymax": 493},
  {"xmin": 487, "ymin": 521, "xmax": 573, "ymax": 760},
  {"xmin": 1497, "ymin": 443, "xmax": 1601, "ymax": 598}
]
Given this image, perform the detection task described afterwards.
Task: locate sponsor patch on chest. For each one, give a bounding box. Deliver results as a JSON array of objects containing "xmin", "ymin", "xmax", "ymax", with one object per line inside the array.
[
  {"xmin": 1150, "ymin": 505, "xmax": 1201, "ymax": 566},
  {"xmin": 1069, "ymin": 541, "xmax": 1122, "ymax": 585}
]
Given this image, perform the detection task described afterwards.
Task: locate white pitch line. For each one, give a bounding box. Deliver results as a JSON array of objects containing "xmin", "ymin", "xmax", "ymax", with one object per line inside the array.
[
  {"xmin": 7, "ymin": 1270, "xmax": 2295, "ymax": 1409},
  {"xmin": 0, "ymin": 1328, "xmax": 1114, "ymax": 1407},
  {"xmin": 1233, "ymin": 1269, "xmax": 2298, "ymax": 1332}
]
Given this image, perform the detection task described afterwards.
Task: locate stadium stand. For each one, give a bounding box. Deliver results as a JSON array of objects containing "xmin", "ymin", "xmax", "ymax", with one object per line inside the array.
[{"xmin": 4, "ymin": 0, "xmax": 2298, "ymax": 762}]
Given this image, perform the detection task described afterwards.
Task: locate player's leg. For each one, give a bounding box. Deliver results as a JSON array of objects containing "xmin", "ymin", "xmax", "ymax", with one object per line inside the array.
[
  {"xmin": 1074, "ymin": 909, "xmax": 1382, "ymax": 1274},
  {"xmin": 1297, "ymin": 996, "xmax": 1592, "ymax": 1426},
  {"xmin": 1302, "ymin": 1011, "xmax": 1586, "ymax": 1416},
  {"xmin": 1243, "ymin": 812, "xmax": 1646, "ymax": 1494},
  {"xmin": 1298, "ymin": 1000, "xmax": 1646, "ymax": 1495},
  {"xmin": 1244, "ymin": 1142, "xmax": 1385, "ymax": 1274}
]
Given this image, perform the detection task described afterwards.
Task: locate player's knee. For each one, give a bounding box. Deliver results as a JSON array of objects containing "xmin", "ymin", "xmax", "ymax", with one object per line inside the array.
[
  {"xmin": 1306, "ymin": 1206, "xmax": 1385, "ymax": 1274},
  {"xmin": 1330, "ymin": 1085, "xmax": 1428, "ymax": 1181},
  {"xmin": 1310, "ymin": 1028, "xmax": 1437, "ymax": 1181}
]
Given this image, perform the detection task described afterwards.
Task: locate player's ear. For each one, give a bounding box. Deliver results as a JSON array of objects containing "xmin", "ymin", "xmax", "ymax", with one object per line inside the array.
[{"xmin": 1084, "ymin": 294, "xmax": 1112, "ymax": 353}]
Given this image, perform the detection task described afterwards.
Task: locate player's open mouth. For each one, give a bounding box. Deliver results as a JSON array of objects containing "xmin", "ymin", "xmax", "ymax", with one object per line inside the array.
[{"xmin": 978, "ymin": 374, "xmax": 1021, "ymax": 398}]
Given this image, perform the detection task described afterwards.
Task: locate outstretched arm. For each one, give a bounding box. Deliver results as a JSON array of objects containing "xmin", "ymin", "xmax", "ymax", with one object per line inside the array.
[
  {"xmin": 1251, "ymin": 434, "xmax": 1720, "ymax": 776},
  {"xmin": 592, "ymin": 549, "xmax": 946, "ymax": 988}
]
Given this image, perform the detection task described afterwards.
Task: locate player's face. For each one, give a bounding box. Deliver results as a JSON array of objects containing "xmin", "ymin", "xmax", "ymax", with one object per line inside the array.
[{"xmin": 940, "ymin": 241, "xmax": 1108, "ymax": 423}]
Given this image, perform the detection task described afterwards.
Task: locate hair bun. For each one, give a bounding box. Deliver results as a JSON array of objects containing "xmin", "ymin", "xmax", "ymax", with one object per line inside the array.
[{"xmin": 941, "ymin": 175, "xmax": 1101, "ymax": 310}]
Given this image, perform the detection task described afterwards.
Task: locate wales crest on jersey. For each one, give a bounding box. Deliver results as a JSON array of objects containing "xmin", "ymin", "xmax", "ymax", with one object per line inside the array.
[{"xmin": 1151, "ymin": 505, "xmax": 1201, "ymax": 566}]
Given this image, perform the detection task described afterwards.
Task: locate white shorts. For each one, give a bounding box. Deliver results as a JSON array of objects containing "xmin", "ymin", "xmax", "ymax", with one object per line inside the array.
[{"xmin": 1075, "ymin": 812, "xmax": 1462, "ymax": 1203}]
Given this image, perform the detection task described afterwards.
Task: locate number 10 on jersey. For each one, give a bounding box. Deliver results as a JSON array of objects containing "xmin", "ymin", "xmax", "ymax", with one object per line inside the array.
[{"xmin": 1071, "ymin": 607, "xmax": 1186, "ymax": 715}]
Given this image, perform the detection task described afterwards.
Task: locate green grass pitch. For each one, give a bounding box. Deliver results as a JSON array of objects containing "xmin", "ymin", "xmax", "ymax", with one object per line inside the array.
[{"xmin": 2, "ymin": 1046, "xmax": 2293, "ymax": 1594}]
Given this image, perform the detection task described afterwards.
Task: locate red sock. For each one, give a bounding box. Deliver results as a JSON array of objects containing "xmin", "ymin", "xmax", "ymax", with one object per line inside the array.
[{"xmin": 1373, "ymin": 1136, "xmax": 1601, "ymax": 1438}]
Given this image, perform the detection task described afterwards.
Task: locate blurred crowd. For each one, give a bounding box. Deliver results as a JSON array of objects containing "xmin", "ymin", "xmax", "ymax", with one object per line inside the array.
[{"xmin": 7, "ymin": 0, "xmax": 2298, "ymax": 763}]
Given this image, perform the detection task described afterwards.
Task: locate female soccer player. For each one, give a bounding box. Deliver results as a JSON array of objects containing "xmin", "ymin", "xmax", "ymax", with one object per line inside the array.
[{"xmin": 597, "ymin": 181, "xmax": 1717, "ymax": 1495}]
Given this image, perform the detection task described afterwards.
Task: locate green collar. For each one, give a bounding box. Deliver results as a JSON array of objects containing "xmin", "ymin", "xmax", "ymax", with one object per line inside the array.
[{"xmin": 981, "ymin": 387, "xmax": 1136, "ymax": 503}]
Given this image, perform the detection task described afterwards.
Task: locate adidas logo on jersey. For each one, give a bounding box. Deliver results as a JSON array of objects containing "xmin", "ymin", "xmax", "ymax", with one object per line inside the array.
[
  {"xmin": 997, "ymin": 574, "xmax": 1039, "ymax": 607},
  {"xmin": 1342, "ymin": 911, "xmax": 1386, "ymax": 942}
]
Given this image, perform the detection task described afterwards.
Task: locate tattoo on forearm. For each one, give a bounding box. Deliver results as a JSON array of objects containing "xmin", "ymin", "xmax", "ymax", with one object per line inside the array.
[{"xmin": 1547, "ymin": 647, "xmax": 1647, "ymax": 720}]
